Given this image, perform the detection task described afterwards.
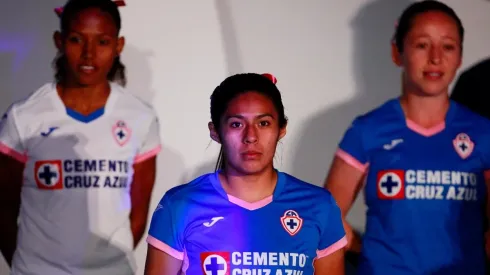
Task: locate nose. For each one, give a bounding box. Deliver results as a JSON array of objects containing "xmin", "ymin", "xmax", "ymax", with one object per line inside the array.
[
  {"xmin": 243, "ymin": 125, "xmax": 258, "ymax": 144},
  {"xmin": 82, "ymin": 40, "xmax": 95, "ymax": 59},
  {"xmin": 429, "ymin": 45, "xmax": 441, "ymax": 65}
]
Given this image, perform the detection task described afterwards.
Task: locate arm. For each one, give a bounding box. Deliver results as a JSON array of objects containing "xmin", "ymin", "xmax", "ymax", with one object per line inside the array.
[
  {"xmin": 314, "ymin": 248, "xmax": 344, "ymax": 275},
  {"xmin": 324, "ymin": 156, "xmax": 365, "ymax": 252},
  {"xmin": 0, "ymin": 105, "xmax": 26, "ymax": 266},
  {"xmin": 130, "ymin": 156, "xmax": 157, "ymax": 248},
  {"xmin": 144, "ymin": 244, "xmax": 183, "ymax": 275},
  {"xmin": 485, "ymin": 177, "xmax": 490, "ymax": 259},
  {"xmin": 0, "ymin": 154, "xmax": 24, "ymax": 266},
  {"xmin": 131, "ymin": 110, "xmax": 162, "ymax": 248}
]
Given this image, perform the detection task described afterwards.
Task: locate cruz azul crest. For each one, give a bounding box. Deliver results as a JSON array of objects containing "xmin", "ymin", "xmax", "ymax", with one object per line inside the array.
[
  {"xmin": 280, "ymin": 210, "xmax": 303, "ymax": 236},
  {"xmin": 112, "ymin": 120, "xmax": 131, "ymax": 146},
  {"xmin": 453, "ymin": 133, "xmax": 474, "ymax": 159}
]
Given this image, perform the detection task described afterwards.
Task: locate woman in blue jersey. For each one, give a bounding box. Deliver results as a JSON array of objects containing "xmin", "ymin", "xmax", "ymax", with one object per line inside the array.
[
  {"xmin": 325, "ymin": 1, "xmax": 490, "ymax": 274},
  {"xmin": 144, "ymin": 73, "xmax": 347, "ymax": 275},
  {"xmin": 0, "ymin": 0, "xmax": 161, "ymax": 274}
]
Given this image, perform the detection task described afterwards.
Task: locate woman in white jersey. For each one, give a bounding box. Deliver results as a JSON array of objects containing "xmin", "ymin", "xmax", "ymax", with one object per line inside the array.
[{"xmin": 0, "ymin": 0, "xmax": 161, "ymax": 274}]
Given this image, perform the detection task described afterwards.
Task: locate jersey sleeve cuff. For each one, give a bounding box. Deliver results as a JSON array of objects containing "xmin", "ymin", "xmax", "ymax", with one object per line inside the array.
[
  {"xmin": 335, "ymin": 149, "xmax": 368, "ymax": 173},
  {"xmin": 134, "ymin": 145, "xmax": 162, "ymax": 164},
  {"xmin": 0, "ymin": 142, "xmax": 27, "ymax": 163},
  {"xmin": 316, "ymin": 236, "xmax": 347, "ymax": 259},
  {"xmin": 147, "ymin": 235, "xmax": 184, "ymax": 260}
]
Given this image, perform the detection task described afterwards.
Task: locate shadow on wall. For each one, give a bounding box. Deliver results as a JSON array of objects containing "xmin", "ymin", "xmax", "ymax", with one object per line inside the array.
[
  {"xmin": 450, "ymin": 57, "xmax": 490, "ymax": 119},
  {"xmin": 0, "ymin": 0, "xmax": 65, "ymax": 114},
  {"xmin": 0, "ymin": 0, "xmax": 65, "ymax": 272},
  {"xmin": 290, "ymin": 0, "xmax": 413, "ymax": 273},
  {"xmin": 123, "ymin": 45, "xmax": 157, "ymax": 105}
]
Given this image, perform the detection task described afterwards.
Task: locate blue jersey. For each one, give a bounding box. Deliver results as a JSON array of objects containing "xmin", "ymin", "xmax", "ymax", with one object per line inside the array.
[
  {"xmin": 336, "ymin": 98, "xmax": 490, "ymax": 274},
  {"xmin": 147, "ymin": 171, "xmax": 346, "ymax": 275}
]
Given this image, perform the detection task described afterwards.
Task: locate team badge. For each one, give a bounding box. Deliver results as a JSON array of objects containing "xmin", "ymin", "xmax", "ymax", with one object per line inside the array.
[
  {"xmin": 112, "ymin": 120, "xmax": 131, "ymax": 146},
  {"xmin": 200, "ymin": 252, "xmax": 230, "ymax": 275},
  {"xmin": 34, "ymin": 160, "xmax": 63, "ymax": 190},
  {"xmin": 281, "ymin": 210, "xmax": 303, "ymax": 236},
  {"xmin": 377, "ymin": 170, "xmax": 404, "ymax": 200},
  {"xmin": 453, "ymin": 133, "xmax": 474, "ymax": 159}
]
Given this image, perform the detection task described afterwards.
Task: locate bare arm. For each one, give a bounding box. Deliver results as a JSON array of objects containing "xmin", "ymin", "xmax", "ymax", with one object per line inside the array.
[
  {"xmin": 485, "ymin": 177, "xmax": 490, "ymax": 259},
  {"xmin": 314, "ymin": 248, "xmax": 345, "ymax": 275},
  {"xmin": 130, "ymin": 156, "xmax": 157, "ymax": 248},
  {"xmin": 144, "ymin": 244, "xmax": 183, "ymax": 275},
  {"xmin": 324, "ymin": 156, "xmax": 365, "ymax": 252},
  {"xmin": 0, "ymin": 153, "xmax": 24, "ymax": 266}
]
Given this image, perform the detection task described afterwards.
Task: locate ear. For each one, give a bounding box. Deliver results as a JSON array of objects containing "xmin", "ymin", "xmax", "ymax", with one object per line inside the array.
[
  {"xmin": 278, "ymin": 123, "xmax": 287, "ymax": 141},
  {"xmin": 391, "ymin": 41, "xmax": 403, "ymax": 67},
  {"xmin": 116, "ymin": 36, "xmax": 125, "ymax": 56},
  {"xmin": 208, "ymin": 122, "xmax": 221, "ymax": 144},
  {"xmin": 53, "ymin": 31, "xmax": 63, "ymax": 52}
]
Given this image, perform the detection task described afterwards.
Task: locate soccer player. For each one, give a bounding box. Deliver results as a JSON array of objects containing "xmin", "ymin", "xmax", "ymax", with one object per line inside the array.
[
  {"xmin": 0, "ymin": 0, "xmax": 161, "ymax": 274},
  {"xmin": 143, "ymin": 73, "xmax": 346, "ymax": 275},
  {"xmin": 325, "ymin": 1, "xmax": 490, "ymax": 274}
]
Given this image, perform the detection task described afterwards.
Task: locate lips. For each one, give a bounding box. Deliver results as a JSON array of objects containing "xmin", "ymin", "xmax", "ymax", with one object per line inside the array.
[
  {"xmin": 78, "ymin": 65, "xmax": 96, "ymax": 74},
  {"xmin": 423, "ymin": 71, "xmax": 444, "ymax": 80},
  {"xmin": 241, "ymin": 151, "xmax": 261, "ymax": 159}
]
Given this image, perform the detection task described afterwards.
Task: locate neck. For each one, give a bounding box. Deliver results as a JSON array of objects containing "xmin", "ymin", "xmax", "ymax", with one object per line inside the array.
[
  {"xmin": 400, "ymin": 88, "xmax": 450, "ymax": 128},
  {"xmin": 57, "ymin": 81, "xmax": 111, "ymax": 115},
  {"xmin": 219, "ymin": 166, "xmax": 277, "ymax": 203}
]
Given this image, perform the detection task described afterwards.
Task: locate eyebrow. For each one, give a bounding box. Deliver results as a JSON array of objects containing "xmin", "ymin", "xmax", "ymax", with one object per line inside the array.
[{"xmin": 225, "ymin": 113, "xmax": 275, "ymax": 120}]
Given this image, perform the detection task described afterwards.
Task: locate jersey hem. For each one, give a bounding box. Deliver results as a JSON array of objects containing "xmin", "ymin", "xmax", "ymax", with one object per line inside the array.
[
  {"xmin": 146, "ymin": 235, "xmax": 184, "ymax": 260},
  {"xmin": 316, "ymin": 235, "xmax": 347, "ymax": 259}
]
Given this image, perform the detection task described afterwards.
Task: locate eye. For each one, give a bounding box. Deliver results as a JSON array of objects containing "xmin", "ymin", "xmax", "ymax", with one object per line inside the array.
[
  {"xmin": 99, "ymin": 39, "xmax": 111, "ymax": 45},
  {"xmin": 230, "ymin": 122, "xmax": 242, "ymax": 128},
  {"xmin": 443, "ymin": 44, "xmax": 456, "ymax": 51},
  {"xmin": 259, "ymin": 121, "xmax": 270, "ymax": 127},
  {"xmin": 67, "ymin": 36, "xmax": 82, "ymax": 43},
  {"xmin": 415, "ymin": 42, "xmax": 428, "ymax": 49}
]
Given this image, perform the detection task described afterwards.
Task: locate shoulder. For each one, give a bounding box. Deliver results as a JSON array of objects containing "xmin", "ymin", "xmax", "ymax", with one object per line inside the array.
[
  {"xmin": 281, "ymin": 172, "xmax": 338, "ymax": 207},
  {"xmin": 111, "ymin": 83, "xmax": 157, "ymax": 117},
  {"xmin": 3, "ymin": 83, "xmax": 58, "ymax": 123},
  {"xmin": 160, "ymin": 173, "xmax": 216, "ymax": 208},
  {"xmin": 350, "ymin": 98, "xmax": 400, "ymax": 129},
  {"xmin": 453, "ymin": 101, "xmax": 490, "ymax": 131}
]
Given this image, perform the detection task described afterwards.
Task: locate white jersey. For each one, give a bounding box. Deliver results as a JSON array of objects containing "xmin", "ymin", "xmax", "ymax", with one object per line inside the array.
[{"xmin": 0, "ymin": 82, "xmax": 162, "ymax": 275}]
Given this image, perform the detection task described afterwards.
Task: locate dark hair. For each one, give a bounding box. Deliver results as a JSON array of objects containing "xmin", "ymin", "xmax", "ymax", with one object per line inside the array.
[
  {"xmin": 394, "ymin": 0, "xmax": 464, "ymax": 53},
  {"xmin": 210, "ymin": 73, "xmax": 288, "ymax": 171},
  {"xmin": 53, "ymin": 0, "xmax": 126, "ymax": 86}
]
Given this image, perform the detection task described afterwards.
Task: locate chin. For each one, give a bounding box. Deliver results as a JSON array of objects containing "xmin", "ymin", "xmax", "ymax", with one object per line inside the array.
[{"xmin": 233, "ymin": 162, "xmax": 268, "ymax": 175}]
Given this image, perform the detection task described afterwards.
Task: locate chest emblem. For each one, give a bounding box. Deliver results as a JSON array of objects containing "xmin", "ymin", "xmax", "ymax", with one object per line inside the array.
[
  {"xmin": 453, "ymin": 133, "xmax": 474, "ymax": 160},
  {"xmin": 281, "ymin": 210, "xmax": 303, "ymax": 236},
  {"xmin": 112, "ymin": 120, "xmax": 132, "ymax": 146}
]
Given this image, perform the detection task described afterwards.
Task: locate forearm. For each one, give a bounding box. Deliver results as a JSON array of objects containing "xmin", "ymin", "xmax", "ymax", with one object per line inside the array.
[
  {"xmin": 0, "ymin": 219, "xmax": 18, "ymax": 266},
  {"xmin": 130, "ymin": 211, "xmax": 149, "ymax": 249},
  {"xmin": 343, "ymin": 220, "xmax": 362, "ymax": 253}
]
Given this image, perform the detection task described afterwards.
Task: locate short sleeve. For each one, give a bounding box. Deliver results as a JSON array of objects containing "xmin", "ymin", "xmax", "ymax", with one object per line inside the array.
[
  {"xmin": 134, "ymin": 113, "xmax": 162, "ymax": 164},
  {"xmin": 335, "ymin": 117, "xmax": 368, "ymax": 173},
  {"xmin": 316, "ymin": 194, "xmax": 347, "ymax": 259},
  {"xmin": 146, "ymin": 194, "xmax": 185, "ymax": 260},
  {"xmin": 0, "ymin": 105, "xmax": 26, "ymax": 163}
]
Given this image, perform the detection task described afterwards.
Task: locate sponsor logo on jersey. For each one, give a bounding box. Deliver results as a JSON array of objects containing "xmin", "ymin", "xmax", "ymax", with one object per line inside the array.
[
  {"xmin": 200, "ymin": 251, "xmax": 308, "ymax": 275},
  {"xmin": 34, "ymin": 159, "xmax": 130, "ymax": 190},
  {"xmin": 280, "ymin": 210, "xmax": 303, "ymax": 236},
  {"xmin": 377, "ymin": 169, "xmax": 479, "ymax": 201},
  {"xmin": 453, "ymin": 133, "xmax": 474, "ymax": 159},
  {"xmin": 112, "ymin": 120, "xmax": 131, "ymax": 146}
]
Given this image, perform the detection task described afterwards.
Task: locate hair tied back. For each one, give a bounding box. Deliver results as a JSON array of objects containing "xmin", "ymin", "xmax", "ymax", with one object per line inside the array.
[
  {"xmin": 54, "ymin": 0, "xmax": 126, "ymax": 17},
  {"xmin": 262, "ymin": 73, "xmax": 277, "ymax": 85}
]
